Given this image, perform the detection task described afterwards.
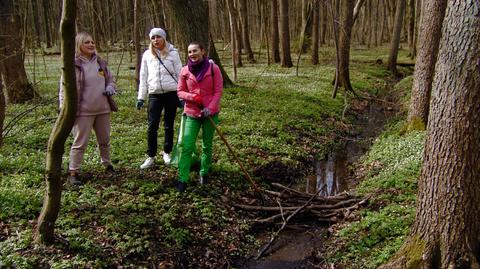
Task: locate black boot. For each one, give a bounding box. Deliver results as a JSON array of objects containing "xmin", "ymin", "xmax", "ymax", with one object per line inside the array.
[{"xmin": 175, "ymin": 180, "xmax": 187, "ymax": 192}]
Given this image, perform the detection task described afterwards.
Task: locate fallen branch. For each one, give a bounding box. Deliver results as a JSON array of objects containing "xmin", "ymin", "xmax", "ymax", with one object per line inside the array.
[{"xmin": 255, "ymin": 185, "xmax": 325, "ymax": 260}]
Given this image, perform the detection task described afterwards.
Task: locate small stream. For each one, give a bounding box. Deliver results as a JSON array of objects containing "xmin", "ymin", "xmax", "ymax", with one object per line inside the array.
[{"xmin": 240, "ymin": 93, "xmax": 397, "ymax": 268}]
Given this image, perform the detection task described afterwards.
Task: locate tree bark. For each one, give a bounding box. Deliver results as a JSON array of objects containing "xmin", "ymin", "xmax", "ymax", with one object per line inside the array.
[
  {"xmin": 239, "ymin": 0, "xmax": 255, "ymax": 63},
  {"xmin": 226, "ymin": 0, "xmax": 238, "ymax": 81},
  {"xmin": 381, "ymin": 1, "xmax": 480, "ymax": 268},
  {"xmin": 270, "ymin": 0, "xmax": 281, "ymax": 63},
  {"xmin": 388, "ymin": 0, "xmax": 406, "ymax": 76},
  {"xmin": 0, "ymin": 77, "xmax": 5, "ymax": 148},
  {"xmin": 334, "ymin": 0, "xmax": 355, "ymax": 97},
  {"xmin": 279, "ymin": 0, "xmax": 293, "ymax": 67},
  {"xmin": 133, "ymin": 0, "xmax": 141, "ymax": 91},
  {"xmin": 165, "ymin": 0, "xmax": 233, "ymax": 87},
  {"xmin": 406, "ymin": 0, "xmax": 446, "ymax": 130},
  {"xmin": 35, "ymin": 0, "xmax": 77, "ymax": 245},
  {"xmin": 0, "ymin": 0, "xmax": 38, "ymax": 104},
  {"xmin": 311, "ymin": 0, "xmax": 320, "ymax": 65},
  {"xmin": 42, "ymin": 0, "xmax": 52, "ymax": 48}
]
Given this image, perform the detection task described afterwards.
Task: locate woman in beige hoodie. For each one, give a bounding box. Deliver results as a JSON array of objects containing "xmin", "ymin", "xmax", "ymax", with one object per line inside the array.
[{"xmin": 60, "ymin": 32, "xmax": 117, "ymax": 185}]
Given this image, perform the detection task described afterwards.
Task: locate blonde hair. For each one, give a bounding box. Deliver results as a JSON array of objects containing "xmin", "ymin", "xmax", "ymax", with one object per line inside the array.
[
  {"xmin": 149, "ymin": 39, "xmax": 169, "ymax": 58},
  {"xmin": 75, "ymin": 32, "xmax": 96, "ymax": 57}
]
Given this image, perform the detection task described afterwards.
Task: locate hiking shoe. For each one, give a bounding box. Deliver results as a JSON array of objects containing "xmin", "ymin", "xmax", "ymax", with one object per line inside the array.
[
  {"xmin": 140, "ymin": 157, "xmax": 155, "ymax": 169},
  {"xmin": 199, "ymin": 175, "xmax": 209, "ymax": 185},
  {"xmin": 175, "ymin": 180, "xmax": 187, "ymax": 193},
  {"xmin": 68, "ymin": 172, "xmax": 82, "ymax": 186},
  {"xmin": 163, "ymin": 152, "xmax": 171, "ymax": 165}
]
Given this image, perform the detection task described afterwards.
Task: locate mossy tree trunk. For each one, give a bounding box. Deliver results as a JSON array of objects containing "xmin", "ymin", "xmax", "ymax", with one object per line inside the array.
[
  {"xmin": 35, "ymin": 0, "xmax": 77, "ymax": 245},
  {"xmin": 0, "ymin": 0, "xmax": 38, "ymax": 104},
  {"xmin": 165, "ymin": 0, "xmax": 233, "ymax": 87},
  {"xmin": 381, "ymin": 1, "xmax": 480, "ymax": 268},
  {"xmin": 406, "ymin": 0, "xmax": 447, "ymax": 131}
]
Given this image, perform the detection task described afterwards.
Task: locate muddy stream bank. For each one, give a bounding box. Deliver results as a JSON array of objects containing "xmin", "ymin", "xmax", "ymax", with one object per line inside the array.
[{"xmin": 237, "ymin": 81, "xmax": 399, "ymax": 269}]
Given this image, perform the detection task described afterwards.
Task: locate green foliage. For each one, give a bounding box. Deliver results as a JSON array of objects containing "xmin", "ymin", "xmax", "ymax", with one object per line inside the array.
[
  {"xmin": 331, "ymin": 120, "xmax": 426, "ymax": 268},
  {"xmin": 1, "ymin": 47, "xmax": 400, "ymax": 266}
]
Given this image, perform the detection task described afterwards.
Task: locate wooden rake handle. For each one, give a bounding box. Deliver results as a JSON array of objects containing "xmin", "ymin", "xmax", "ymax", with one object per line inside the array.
[{"xmin": 207, "ymin": 116, "xmax": 260, "ymax": 191}]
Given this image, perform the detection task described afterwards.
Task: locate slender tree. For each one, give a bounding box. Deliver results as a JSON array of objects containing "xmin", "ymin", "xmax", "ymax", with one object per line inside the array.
[
  {"xmin": 226, "ymin": 0, "xmax": 239, "ymax": 81},
  {"xmin": 270, "ymin": 0, "xmax": 280, "ymax": 63},
  {"xmin": 0, "ymin": 0, "xmax": 37, "ymax": 104},
  {"xmin": 0, "ymin": 77, "xmax": 5, "ymax": 148},
  {"xmin": 388, "ymin": 0, "xmax": 406, "ymax": 75},
  {"xmin": 311, "ymin": 0, "xmax": 320, "ymax": 65},
  {"xmin": 333, "ymin": 0, "xmax": 355, "ymax": 98},
  {"xmin": 133, "ymin": 0, "xmax": 141, "ymax": 91},
  {"xmin": 406, "ymin": 0, "xmax": 447, "ymax": 130},
  {"xmin": 238, "ymin": 0, "xmax": 255, "ymax": 63},
  {"xmin": 278, "ymin": 0, "xmax": 293, "ymax": 67},
  {"xmin": 381, "ymin": 1, "xmax": 480, "ymax": 268},
  {"xmin": 35, "ymin": 0, "xmax": 77, "ymax": 244}
]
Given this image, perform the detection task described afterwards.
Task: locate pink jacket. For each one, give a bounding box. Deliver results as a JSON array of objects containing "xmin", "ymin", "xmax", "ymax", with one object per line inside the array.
[{"xmin": 177, "ymin": 62, "xmax": 223, "ymax": 118}]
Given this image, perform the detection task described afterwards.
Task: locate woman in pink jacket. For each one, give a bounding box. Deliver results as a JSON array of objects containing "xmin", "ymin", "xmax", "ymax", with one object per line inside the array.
[
  {"xmin": 60, "ymin": 32, "xmax": 117, "ymax": 185},
  {"xmin": 175, "ymin": 41, "xmax": 223, "ymax": 192}
]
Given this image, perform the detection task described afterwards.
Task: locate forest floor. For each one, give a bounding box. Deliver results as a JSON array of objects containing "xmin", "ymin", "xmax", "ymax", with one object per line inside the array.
[{"xmin": 0, "ymin": 48, "xmax": 423, "ymax": 268}]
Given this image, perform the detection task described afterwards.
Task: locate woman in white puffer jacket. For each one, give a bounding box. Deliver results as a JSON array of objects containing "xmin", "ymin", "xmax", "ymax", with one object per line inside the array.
[{"xmin": 136, "ymin": 27, "xmax": 183, "ymax": 169}]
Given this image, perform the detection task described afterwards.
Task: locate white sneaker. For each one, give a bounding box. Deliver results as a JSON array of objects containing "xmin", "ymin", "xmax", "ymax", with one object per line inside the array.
[
  {"xmin": 163, "ymin": 152, "xmax": 171, "ymax": 165},
  {"xmin": 140, "ymin": 157, "xmax": 155, "ymax": 169}
]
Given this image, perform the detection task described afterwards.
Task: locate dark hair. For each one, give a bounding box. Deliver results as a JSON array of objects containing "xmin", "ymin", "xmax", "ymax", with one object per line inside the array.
[{"xmin": 188, "ymin": 41, "xmax": 205, "ymax": 50}]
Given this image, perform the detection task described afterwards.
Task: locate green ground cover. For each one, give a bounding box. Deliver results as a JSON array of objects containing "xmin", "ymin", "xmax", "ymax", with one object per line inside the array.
[{"xmin": 0, "ymin": 47, "xmax": 418, "ymax": 268}]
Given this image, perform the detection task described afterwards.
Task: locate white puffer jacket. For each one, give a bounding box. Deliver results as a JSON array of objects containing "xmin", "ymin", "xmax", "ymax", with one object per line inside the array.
[{"xmin": 138, "ymin": 44, "xmax": 183, "ymax": 100}]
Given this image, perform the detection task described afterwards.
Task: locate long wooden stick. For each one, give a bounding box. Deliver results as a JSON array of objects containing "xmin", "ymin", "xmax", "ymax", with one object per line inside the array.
[{"xmin": 207, "ymin": 116, "xmax": 259, "ymax": 191}]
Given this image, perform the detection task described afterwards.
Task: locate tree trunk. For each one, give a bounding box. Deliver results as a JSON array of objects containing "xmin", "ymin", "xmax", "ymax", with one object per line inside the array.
[
  {"xmin": 239, "ymin": 0, "xmax": 255, "ymax": 63},
  {"xmin": 334, "ymin": 0, "xmax": 355, "ymax": 96},
  {"xmin": 406, "ymin": 0, "xmax": 447, "ymax": 131},
  {"xmin": 311, "ymin": 0, "xmax": 320, "ymax": 65},
  {"xmin": 42, "ymin": 0, "xmax": 52, "ymax": 48},
  {"xmin": 388, "ymin": 0, "xmax": 406, "ymax": 76},
  {"xmin": 381, "ymin": 1, "xmax": 480, "ymax": 268},
  {"xmin": 0, "ymin": 0, "xmax": 37, "ymax": 104},
  {"xmin": 133, "ymin": 0, "xmax": 141, "ymax": 91},
  {"xmin": 226, "ymin": 0, "xmax": 239, "ymax": 81},
  {"xmin": 407, "ymin": 0, "xmax": 415, "ymax": 58},
  {"xmin": 0, "ymin": 77, "xmax": 5, "ymax": 148},
  {"xmin": 278, "ymin": 0, "xmax": 293, "ymax": 67},
  {"xmin": 166, "ymin": 0, "xmax": 233, "ymax": 87},
  {"xmin": 270, "ymin": 0, "xmax": 281, "ymax": 63},
  {"xmin": 35, "ymin": 0, "xmax": 77, "ymax": 245}
]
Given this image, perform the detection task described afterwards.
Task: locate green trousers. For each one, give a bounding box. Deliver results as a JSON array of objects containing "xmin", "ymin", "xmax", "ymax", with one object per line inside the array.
[{"xmin": 178, "ymin": 114, "xmax": 219, "ymax": 183}]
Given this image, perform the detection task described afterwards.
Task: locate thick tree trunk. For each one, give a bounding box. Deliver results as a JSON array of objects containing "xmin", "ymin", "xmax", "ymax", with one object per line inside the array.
[
  {"xmin": 388, "ymin": 0, "xmax": 406, "ymax": 76},
  {"xmin": 35, "ymin": 0, "xmax": 77, "ymax": 245},
  {"xmin": 381, "ymin": 1, "xmax": 480, "ymax": 268},
  {"xmin": 0, "ymin": 77, "xmax": 5, "ymax": 148},
  {"xmin": 0, "ymin": 0, "xmax": 37, "ymax": 104},
  {"xmin": 166, "ymin": 0, "xmax": 233, "ymax": 87},
  {"xmin": 278, "ymin": 0, "xmax": 293, "ymax": 67},
  {"xmin": 270, "ymin": 0, "xmax": 281, "ymax": 63},
  {"xmin": 311, "ymin": 0, "xmax": 320, "ymax": 65},
  {"xmin": 406, "ymin": 0, "xmax": 446, "ymax": 130},
  {"xmin": 239, "ymin": 0, "xmax": 255, "ymax": 63}
]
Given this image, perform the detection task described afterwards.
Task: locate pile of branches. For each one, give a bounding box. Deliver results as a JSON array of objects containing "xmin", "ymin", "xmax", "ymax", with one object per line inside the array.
[
  {"xmin": 234, "ymin": 182, "xmax": 369, "ymax": 259},
  {"xmin": 237, "ymin": 183, "xmax": 368, "ymax": 225}
]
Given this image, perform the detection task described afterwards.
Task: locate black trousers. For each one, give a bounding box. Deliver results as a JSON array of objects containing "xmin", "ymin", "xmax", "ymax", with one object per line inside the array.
[{"xmin": 147, "ymin": 91, "xmax": 178, "ymax": 157}]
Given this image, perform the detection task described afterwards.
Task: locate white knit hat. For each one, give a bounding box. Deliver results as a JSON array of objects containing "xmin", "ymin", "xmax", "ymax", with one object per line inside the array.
[{"xmin": 149, "ymin": 28, "xmax": 166, "ymax": 39}]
